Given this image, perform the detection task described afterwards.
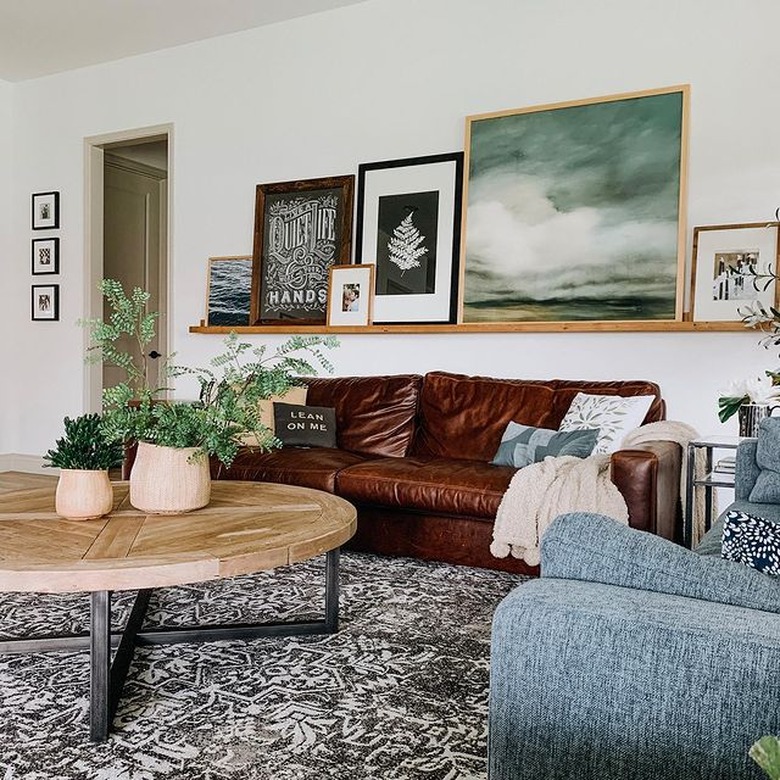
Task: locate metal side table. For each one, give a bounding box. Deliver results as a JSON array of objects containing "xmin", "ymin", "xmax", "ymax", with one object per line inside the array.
[{"xmin": 684, "ymin": 435, "xmax": 749, "ymax": 548}]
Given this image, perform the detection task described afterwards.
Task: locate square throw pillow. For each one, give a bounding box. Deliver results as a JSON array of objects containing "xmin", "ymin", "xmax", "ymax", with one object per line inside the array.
[
  {"xmin": 491, "ymin": 422, "xmax": 599, "ymax": 468},
  {"xmin": 240, "ymin": 385, "xmax": 308, "ymax": 447},
  {"xmin": 558, "ymin": 393, "xmax": 654, "ymax": 454},
  {"xmin": 749, "ymin": 417, "xmax": 780, "ymax": 502},
  {"xmin": 721, "ymin": 509, "xmax": 780, "ymax": 576},
  {"xmin": 273, "ymin": 403, "xmax": 337, "ymax": 448}
]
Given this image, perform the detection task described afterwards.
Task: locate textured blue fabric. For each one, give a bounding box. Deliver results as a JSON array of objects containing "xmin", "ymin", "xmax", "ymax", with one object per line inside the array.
[
  {"xmin": 736, "ymin": 439, "xmax": 760, "ymax": 500},
  {"xmin": 489, "ymin": 578, "xmax": 780, "ymax": 780},
  {"xmin": 540, "ymin": 513, "xmax": 780, "ymax": 614},
  {"xmin": 750, "ymin": 418, "xmax": 780, "ymax": 501}
]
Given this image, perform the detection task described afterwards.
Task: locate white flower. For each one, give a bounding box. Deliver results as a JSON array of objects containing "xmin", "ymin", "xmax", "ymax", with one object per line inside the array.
[
  {"xmin": 721, "ymin": 375, "xmax": 780, "ymax": 404},
  {"xmin": 745, "ymin": 374, "xmax": 780, "ymax": 404},
  {"xmin": 720, "ymin": 378, "xmax": 750, "ymax": 399}
]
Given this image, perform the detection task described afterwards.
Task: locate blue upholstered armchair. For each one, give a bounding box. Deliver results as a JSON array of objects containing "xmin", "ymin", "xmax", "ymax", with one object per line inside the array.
[{"xmin": 488, "ymin": 503, "xmax": 780, "ymax": 779}]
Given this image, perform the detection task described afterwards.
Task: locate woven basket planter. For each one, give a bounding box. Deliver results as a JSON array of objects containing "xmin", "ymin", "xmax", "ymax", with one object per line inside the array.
[
  {"xmin": 129, "ymin": 441, "xmax": 211, "ymax": 514},
  {"xmin": 55, "ymin": 469, "xmax": 114, "ymax": 521}
]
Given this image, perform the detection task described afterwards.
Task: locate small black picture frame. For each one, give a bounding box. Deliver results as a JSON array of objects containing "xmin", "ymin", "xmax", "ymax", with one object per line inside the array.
[
  {"xmin": 31, "ymin": 284, "xmax": 59, "ymax": 321},
  {"xmin": 31, "ymin": 237, "xmax": 60, "ymax": 275},
  {"xmin": 32, "ymin": 191, "xmax": 60, "ymax": 230}
]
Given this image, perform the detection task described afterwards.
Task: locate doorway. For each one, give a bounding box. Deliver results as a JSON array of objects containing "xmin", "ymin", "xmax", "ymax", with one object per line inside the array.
[{"xmin": 84, "ymin": 125, "xmax": 172, "ymax": 411}]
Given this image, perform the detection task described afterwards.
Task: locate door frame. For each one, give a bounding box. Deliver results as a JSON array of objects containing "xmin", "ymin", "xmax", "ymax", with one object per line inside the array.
[{"xmin": 83, "ymin": 123, "xmax": 173, "ymax": 412}]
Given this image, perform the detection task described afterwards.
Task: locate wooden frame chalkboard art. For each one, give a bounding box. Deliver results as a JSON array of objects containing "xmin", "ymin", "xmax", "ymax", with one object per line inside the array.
[{"xmin": 250, "ymin": 175, "xmax": 355, "ymax": 325}]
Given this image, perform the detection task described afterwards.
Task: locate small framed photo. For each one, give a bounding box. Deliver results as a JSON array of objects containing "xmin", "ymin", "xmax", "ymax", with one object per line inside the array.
[
  {"xmin": 691, "ymin": 222, "xmax": 780, "ymax": 322},
  {"xmin": 206, "ymin": 255, "xmax": 252, "ymax": 326},
  {"xmin": 31, "ymin": 284, "xmax": 59, "ymax": 321},
  {"xmin": 31, "ymin": 191, "xmax": 60, "ymax": 230},
  {"xmin": 31, "ymin": 237, "xmax": 60, "ymax": 275},
  {"xmin": 326, "ymin": 264, "xmax": 375, "ymax": 326},
  {"xmin": 355, "ymin": 152, "xmax": 463, "ymax": 324}
]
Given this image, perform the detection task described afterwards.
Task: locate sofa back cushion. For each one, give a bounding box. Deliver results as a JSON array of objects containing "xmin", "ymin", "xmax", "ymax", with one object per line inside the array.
[
  {"xmin": 412, "ymin": 371, "xmax": 664, "ymax": 462},
  {"xmin": 305, "ymin": 374, "xmax": 422, "ymax": 457}
]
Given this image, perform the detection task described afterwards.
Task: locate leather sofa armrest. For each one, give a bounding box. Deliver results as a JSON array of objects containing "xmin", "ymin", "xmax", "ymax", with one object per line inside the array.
[{"xmin": 610, "ymin": 440, "xmax": 681, "ymax": 540}]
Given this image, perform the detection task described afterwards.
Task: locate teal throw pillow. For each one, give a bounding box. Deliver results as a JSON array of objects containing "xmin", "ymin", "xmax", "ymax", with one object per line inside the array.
[
  {"xmin": 491, "ymin": 422, "xmax": 599, "ymax": 468},
  {"xmin": 749, "ymin": 418, "xmax": 780, "ymax": 502}
]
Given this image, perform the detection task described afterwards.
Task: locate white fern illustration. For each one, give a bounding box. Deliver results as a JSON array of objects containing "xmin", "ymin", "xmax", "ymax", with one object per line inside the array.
[{"xmin": 387, "ymin": 210, "xmax": 427, "ymax": 274}]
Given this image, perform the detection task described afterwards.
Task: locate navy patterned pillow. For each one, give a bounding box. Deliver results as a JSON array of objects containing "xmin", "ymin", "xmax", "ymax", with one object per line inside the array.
[
  {"xmin": 721, "ymin": 509, "xmax": 780, "ymax": 576},
  {"xmin": 491, "ymin": 422, "xmax": 599, "ymax": 468}
]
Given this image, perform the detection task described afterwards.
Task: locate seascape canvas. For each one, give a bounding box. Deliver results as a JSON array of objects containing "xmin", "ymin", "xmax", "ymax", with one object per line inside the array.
[
  {"xmin": 207, "ymin": 256, "xmax": 252, "ymax": 326},
  {"xmin": 462, "ymin": 87, "xmax": 687, "ymax": 322}
]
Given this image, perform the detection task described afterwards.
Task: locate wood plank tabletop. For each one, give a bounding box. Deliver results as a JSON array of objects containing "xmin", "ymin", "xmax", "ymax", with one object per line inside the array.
[{"xmin": 0, "ymin": 472, "xmax": 357, "ymax": 593}]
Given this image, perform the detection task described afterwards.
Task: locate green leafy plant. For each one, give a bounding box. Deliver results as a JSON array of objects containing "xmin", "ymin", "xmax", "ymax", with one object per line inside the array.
[
  {"xmin": 43, "ymin": 413, "xmax": 124, "ymax": 471},
  {"xmin": 83, "ymin": 279, "xmax": 338, "ymax": 468},
  {"xmin": 751, "ymin": 735, "xmax": 780, "ymax": 779}
]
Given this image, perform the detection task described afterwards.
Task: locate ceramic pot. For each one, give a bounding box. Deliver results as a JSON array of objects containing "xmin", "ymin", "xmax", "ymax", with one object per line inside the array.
[
  {"xmin": 738, "ymin": 403, "xmax": 773, "ymax": 438},
  {"xmin": 129, "ymin": 441, "xmax": 211, "ymax": 514},
  {"xmin": 55, "ymin": 469, "xmax": 113, "ymax": 521}
]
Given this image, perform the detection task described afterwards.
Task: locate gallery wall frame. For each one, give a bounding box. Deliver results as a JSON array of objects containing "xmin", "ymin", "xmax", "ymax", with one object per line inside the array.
[
  {"xmin": 250, "ymin": 175, "xmax": 354, "ymax": 326},
  {"xmin": 31, "ymin": 237, "xmax": 60, "ymax": 275},
  {"xmin": 206, "ymin": 255, "xmax": 252, "ymax": 327},
  {"xmin": 690, "ymin": 222, "xmax": 780, "ymax": 323},
  {"xmin": 31, "ymin": 191, "xmax": 60, "ymax": 230},
  {"xmin": 460, "ymin": 85, "xmax": 690, "ymax": 325},
  {"xmin": 355, "ymin": 152, "xmax": 464, "ymax": 324},
  {"xmin": 326, "ymin": 263, "xmax": 375, "ymax": 327},
  {"xmin": 31, "ymin": 284, "xmax": 59, "ymax": 321}
]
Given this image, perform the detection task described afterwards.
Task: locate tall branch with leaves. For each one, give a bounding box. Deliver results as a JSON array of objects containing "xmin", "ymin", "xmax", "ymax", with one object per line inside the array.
[{"xmin": 83, "ymin": 281, "xmax": 339, "ymax": 468}]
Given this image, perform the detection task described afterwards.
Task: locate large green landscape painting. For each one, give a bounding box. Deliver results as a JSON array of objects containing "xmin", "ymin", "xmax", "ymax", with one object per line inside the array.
[{"xmin": 462, "ymin": 88, "xmax": 686, "ymax": 322}]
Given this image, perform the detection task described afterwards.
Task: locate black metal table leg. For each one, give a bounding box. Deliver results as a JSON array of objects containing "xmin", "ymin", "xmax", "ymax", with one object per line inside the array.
[
  {"xmin": 325, "ymin": 547, "xmax": 340, "ymax": 633},
  {"xmin": 90, "ymin": 591, "xmax": 111, "ymax": 742}
]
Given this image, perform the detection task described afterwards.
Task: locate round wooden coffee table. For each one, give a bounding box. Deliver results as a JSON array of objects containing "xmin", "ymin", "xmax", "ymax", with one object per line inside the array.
[{"xmin": 0, "ymin": 476, "xmax": 356, "ymax": 741}]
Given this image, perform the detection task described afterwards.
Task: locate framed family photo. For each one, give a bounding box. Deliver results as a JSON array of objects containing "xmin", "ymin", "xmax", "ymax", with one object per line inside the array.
[
  {"xmin": 206, "ymin": 255, "xmax": 252, "ymax": 327},
  {"xmin": 31, "ymin": 284, "xmax": 59, "ymax": 321},
  {"xmin": 355, "ymin": 152, "xmax": 463, "ymax": 324},
  {"xmin": 690, "ymin": 222, "xmax": 780, "ymax": 322},
  {"xmin": 461, "ymin": 85, "xmax": 689, "ymax": 324},
  {"xmin": 31, "ymin": 191, "xmax": 60, "ymax": 230},
  {"xmin": 31, "ymin": 237, "xmax": 59, "ymax": 275},
  {"xmin": 326, "ymin": 264, "xmax": 375, "ymax": 326},
  {"xmin": 250, "ymin": 175, "xmax": 354, "ymax": 325}
]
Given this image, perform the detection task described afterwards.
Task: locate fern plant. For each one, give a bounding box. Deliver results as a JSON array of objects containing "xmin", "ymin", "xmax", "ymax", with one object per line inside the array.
[
  {"xmin": 84, "ymin": 280, "xmax": 338, "ymax": 468},
  {"xmin": 43, "ymin": 414, "xmax": 124, "ymax": 471}
]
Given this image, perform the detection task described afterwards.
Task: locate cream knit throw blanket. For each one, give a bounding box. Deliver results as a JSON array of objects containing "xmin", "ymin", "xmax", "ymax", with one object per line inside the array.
[{"xmin": 490, "ymin": 420, "xmax": 702, "ymax": 565}]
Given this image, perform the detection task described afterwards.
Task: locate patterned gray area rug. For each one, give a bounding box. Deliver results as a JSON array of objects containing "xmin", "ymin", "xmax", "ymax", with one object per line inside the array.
[{"xmin": 0, "ymin": 552, "xmax": 525, "ymax": 780}]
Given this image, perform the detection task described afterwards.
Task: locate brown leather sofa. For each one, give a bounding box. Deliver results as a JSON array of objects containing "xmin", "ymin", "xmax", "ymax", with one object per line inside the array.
[{"xmin": 213, "ymin": 371, "xmax": 682, "ymax": 576}]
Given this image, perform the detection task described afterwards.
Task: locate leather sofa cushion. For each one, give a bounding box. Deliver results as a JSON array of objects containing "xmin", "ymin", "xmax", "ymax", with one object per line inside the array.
[
  {"xmin": 213, "ymin": 446, "xmax": 366, "ymax": 493},
  {"xmin": 336, "ymin": 456, "xmax": 516, "ymax": 519},
  {"xmin": 305, "ymin": 374, "xmax": 422, "ymax": 458},
  {"xmin": 413, "ymin": 371, "xmax": 664, "ymax": 462}
]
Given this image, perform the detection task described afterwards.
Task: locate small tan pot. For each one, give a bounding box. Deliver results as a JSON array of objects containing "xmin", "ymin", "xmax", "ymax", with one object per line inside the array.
[
  {"xmin": 129, "ymin": 441, "xmax": 211, "ymax": 515},
  {"xmin": 55, "ymin": 469, "xmax": 114, "ymax": 521}
]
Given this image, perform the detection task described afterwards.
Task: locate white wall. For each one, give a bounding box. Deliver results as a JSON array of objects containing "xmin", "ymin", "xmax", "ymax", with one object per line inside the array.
[
  {"xmin": 0, "ymin": 78, "xmax": 14, "ymax": 453},
  {"xmin": 5, "ymin": 0, "xmax": 780, "ymax": 456}
]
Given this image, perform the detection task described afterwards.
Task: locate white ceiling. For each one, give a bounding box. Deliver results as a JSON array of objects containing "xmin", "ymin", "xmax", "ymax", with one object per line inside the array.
[{"xmin": 0, "ymin": 0, "xmax": 369, "ymax": 82}]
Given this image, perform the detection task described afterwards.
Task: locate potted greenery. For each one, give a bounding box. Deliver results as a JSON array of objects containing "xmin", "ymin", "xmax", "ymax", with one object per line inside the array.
[
  {"xmin": 43, "ymin": 413, "xmax": 124, "ymax": 520},
  {"xmin": 83, "ymin": 279, "xmax": 337, "ymax": 514},
  {"xmin": 751, "ymin": 735, "xmax": 780, "ymax": 779}
]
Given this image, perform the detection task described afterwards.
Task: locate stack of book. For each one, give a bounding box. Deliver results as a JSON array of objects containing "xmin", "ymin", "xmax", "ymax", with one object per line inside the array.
[{"xmin": 713, "ymin": 455, "xmax": 736, "ymax": 474}]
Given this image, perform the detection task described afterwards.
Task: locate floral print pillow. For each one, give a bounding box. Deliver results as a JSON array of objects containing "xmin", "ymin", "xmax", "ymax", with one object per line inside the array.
[{"xmin": 558, "ymin": 393, "xmax": 654, "ymax": 454}]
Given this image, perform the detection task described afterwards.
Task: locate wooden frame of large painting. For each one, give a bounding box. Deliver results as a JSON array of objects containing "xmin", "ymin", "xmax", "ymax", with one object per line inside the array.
[
  {"xmin": 461, "ymin": 85, "xmax": 689, "ymax": 324},
  {"xmin": 250, "ymin": 175, "xmax": 354, "ymax": 325}
]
